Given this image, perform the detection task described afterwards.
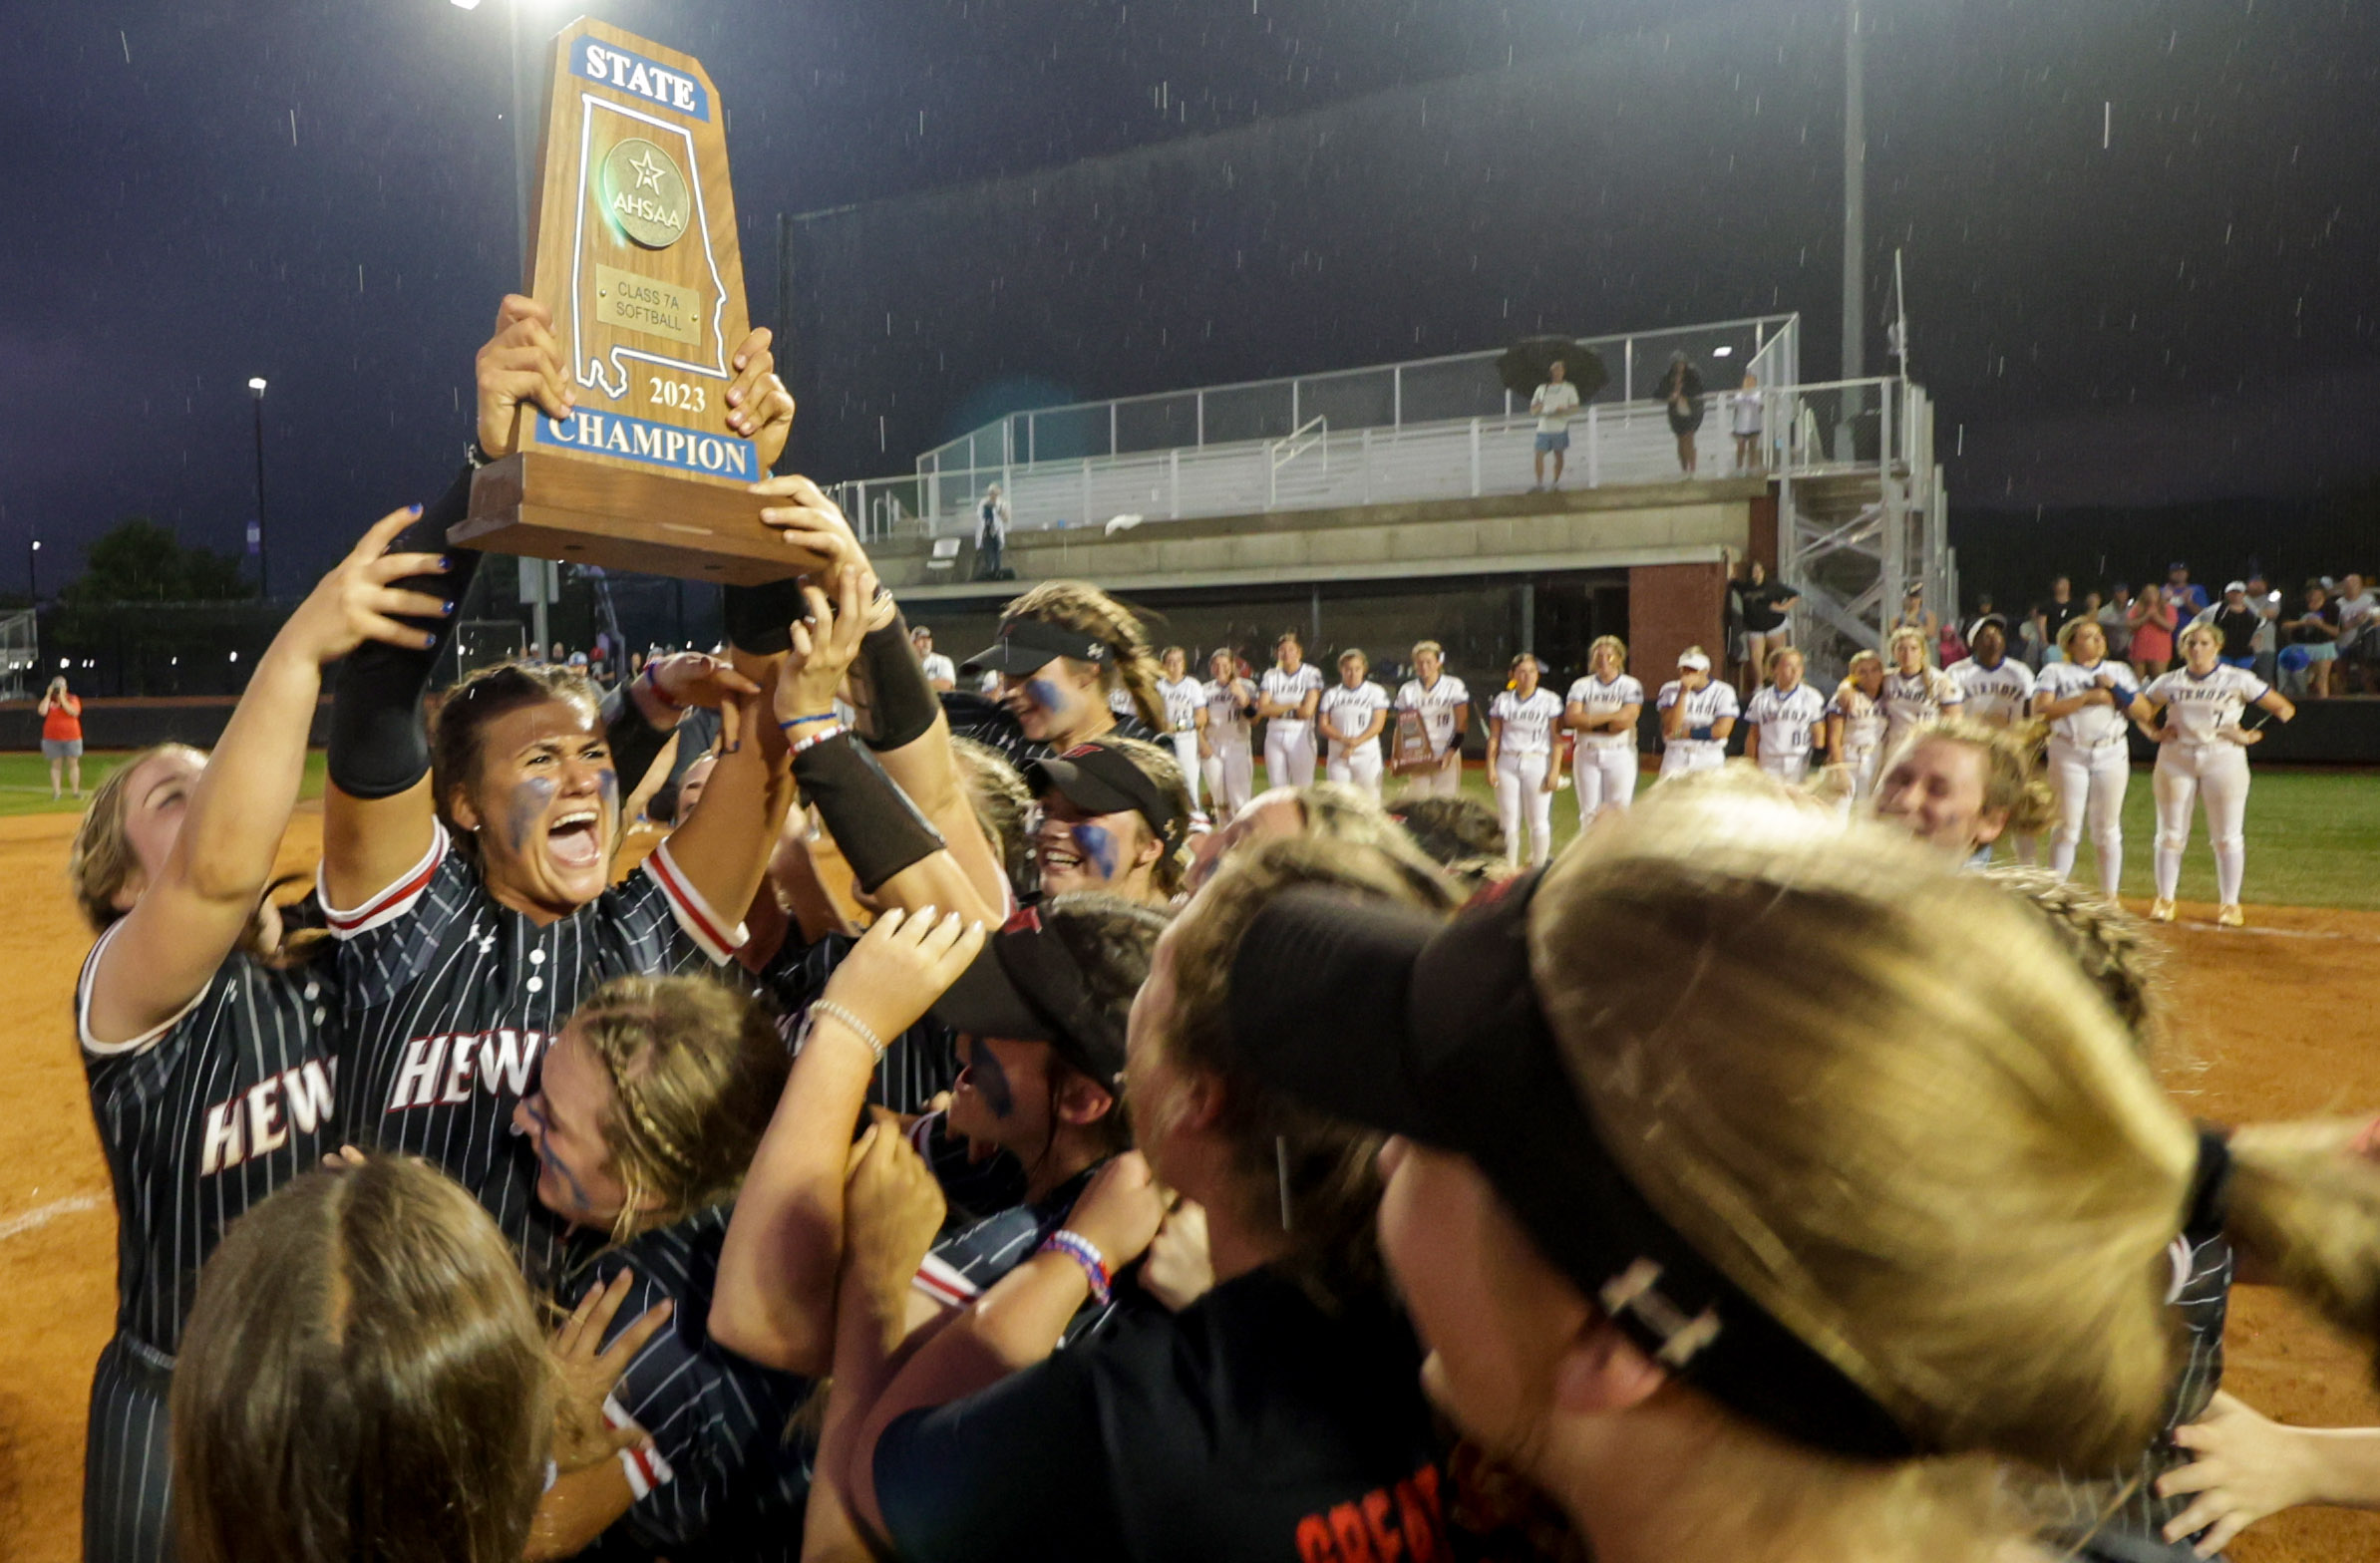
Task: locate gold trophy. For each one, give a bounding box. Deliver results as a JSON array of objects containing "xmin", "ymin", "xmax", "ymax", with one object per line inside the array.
[{"xmin": 454, "ymin": 18, "xmax": 799, "ymax": 584}]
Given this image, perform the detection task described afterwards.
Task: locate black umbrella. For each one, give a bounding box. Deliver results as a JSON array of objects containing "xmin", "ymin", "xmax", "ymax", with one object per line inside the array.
[{"xmin": 1496, "ymin": 337, "xmax": 1609, "ymax": 401}]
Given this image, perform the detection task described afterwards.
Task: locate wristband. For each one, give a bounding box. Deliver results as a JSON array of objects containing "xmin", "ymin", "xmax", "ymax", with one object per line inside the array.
[
  {"xmin": 804, "ymin": 1000, "xmax": 887, "ymax": 1065},
  {"xmin": 788, "ymin": 721, "xmax": 848, "ymax": 756},
  {"xmin": 1690, "ymin": 725, "xmax": 1716, "ymax": 742},
  {"xmin": 641, "ymin": 660, "xmax": 687, "ymax": 712},
  {"xmin": 1038, "ymin": 1229, "xmax": 1114, "ymax": 1306},
  {"xmin": 778, "ymin": 712, "xmax": 839, "ymax": 730}
]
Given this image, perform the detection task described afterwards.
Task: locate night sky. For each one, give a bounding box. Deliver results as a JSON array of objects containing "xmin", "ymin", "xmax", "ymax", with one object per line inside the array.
[{"xmin": 8, "ymin": 1, "xmax": 2377, "ymax": 598}]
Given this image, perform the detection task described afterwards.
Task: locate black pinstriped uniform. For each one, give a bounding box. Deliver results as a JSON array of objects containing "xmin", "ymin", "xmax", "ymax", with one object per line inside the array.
[
  {"xmin": 939, "ymin": 691, "xmax": 1161, "ymax": 771},
  {"xmin": 326, "ymin": 824, "xmax": 745, "ymax": 1287},
  {"xmin": 905, "ymin": 1121, "xmax": 1133, "ymax": 1350},
  {"xmin": 567, "ymin": 1207, "xmax": 819, "ymax": 1563},
  {"xmin": 74, "ymin": 916, "xmax": 344, "ymax": 1563},
  {"xmin": 759, "ymin": 932, "xmax": 964, "ymax": 1116},
  {"xmin": 2048, "ymin": 1227, "xmax": 2236, "ymax": 1563}
]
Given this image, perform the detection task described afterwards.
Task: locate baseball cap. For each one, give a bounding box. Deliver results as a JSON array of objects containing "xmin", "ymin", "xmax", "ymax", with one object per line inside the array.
[
  {"xmin": 1226, "ymin": 870, "xmax": 1915, "ymax": 1460},
  {"xmin": 929, "ymin": 906, "xmax": 1126, "ymax": 1093},
  {"xmin": 1971, "ymin": 612, "xmax": 2009, "ymax": 634},
  {"xmin": 2223, "ymin": 581, "xmax": 2247, "ymax": 595},
  {"xmin": 1677, "ymin": 649, "xmax": 1712, "ymax": 672},
  {"xmin": 967, "ymin": 617, "xmax": 1109, "ymax": 678},
  {"xmin": 1026, "ymin": 742, "xmax": 1182, "ymax": 848}
]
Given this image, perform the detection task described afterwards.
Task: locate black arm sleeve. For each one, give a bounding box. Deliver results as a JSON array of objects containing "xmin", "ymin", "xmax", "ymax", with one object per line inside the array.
[
  {"xmin": 601, "ymin": 680, "xmax": 678, "ymax": 798},
  {"xmin": 723, "ymin": 579, "xmax": 804, "ymax": 658},
  {"xmin": 848, "ymin": 608, "xmax": 942, "ymax": 752},
  {"xmin": 792, "ymin": 733, "xmax": 945, "ymax": 894},
  {"xmin": 325, "ymin": 466, "xmax": 483, "ymax": 798}
]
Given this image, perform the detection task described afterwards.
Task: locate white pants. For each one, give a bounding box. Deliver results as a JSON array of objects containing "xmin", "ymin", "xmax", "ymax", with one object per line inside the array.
[
  {"xmin": 1202, "ymin": 742, "xmax": 1254, "ymax": 819},
  {"xmin": 1757, "ymin": 751, "xmax": 1812, "ymax": 786},
  {"xmin": 2048, "ymin": 737, "xmax": 2131, "ymax": 895},
  {"xmin": 1659, "ymin": 741, "xmax": 1726, "ymax": 780},
  {"xmin": 2154, "ymin": 743, "xmax": 2251, "ymax": 905},
  {"xmin": 1402, "ymin": 750, "xmax": 1464, "ymax": 798},
  {"xmin": 1169, "ymin": 732, "xmax": 1203, "ymax": 815},
  {"xmin": 1326, "ymin": 743, "xmax": 1384, "ymax": 799},
  {"xmin": 1496, "ymin": 752, "xmax": 1554, "ymax": 866},
  {"xmin": 1265, "ymin": 724, "xmax": 1317, "ymax": 792},
  {"xmin": 1572, "ymin": 745, "xmax": 1637, "ymax": 825}
]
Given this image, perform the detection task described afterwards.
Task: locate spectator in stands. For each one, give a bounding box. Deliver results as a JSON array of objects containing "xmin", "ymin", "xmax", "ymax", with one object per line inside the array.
[
  {"xmin": 910, "ymin": 625, "xmax": 957, "ymax": 692},
  {"xmin": 2282, "ymin": 580, "xmax": 2341, "ymax": 699},
  {"xmin": 2098, "ymin": 584, "xmax": 2135, "ymax": 667},
  {"xmin": 39, "ymin": 674, "xmax": 84, "ymax": 800},
  {"xmin": 974, "ymin": 483, "xmax": 1010, "ymax": 581},
  {"xmin": 1965, "ymin": 593, "xmax": 1999, "ymax": 647},
  {"xmin": 1529, "ymin": 360, "xmax": 1581, "ymax": 492},
  {"xmin": 2032, "ymin": 576, "xmax": 2082, "ymax": 666},
  {"xmin": 1657, "ymin": 353, "xmax": 1706, "ymax": 475},
  {"xmin": 2334, "ymin": 571, "xmax": 2376, "ymax": 694},
  {"xmin": 2127, "ymin": 582, "xmax": 2178, "ymax": 681},
  {"xmin": 2165, "ymin": 561, "xmax": 2210, "ymax": 618},
  {"xmin": 1730, "ymin": 372, "xmax": 1764, "ymax": 472},
  {"xmin": 1729, "ymin": 561, "xmax": 1800, "ymax": 694},
  {"xmin": 2241, "ymin": 573, "xmax": 2281, "ymax": 685},
  {"xmin": 2205, "ymin": 581, "xmax": 2265, "ymax": 672},
  {"xmin": 1893, "ymin": 585, "xmax": 1939, "ymax": 647}
]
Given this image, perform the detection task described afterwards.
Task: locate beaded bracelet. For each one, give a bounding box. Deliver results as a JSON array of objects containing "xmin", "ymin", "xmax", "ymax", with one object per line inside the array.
[
  {"xmin": 641, "ymin": 659, "xmax": 688, "ymax": 712},
  {"xmin": 787, "ymin": 721, "xmax": 848, "ymax": 757},
  {"xmin": 1037, "ymin": 1228, "xmax": 1113, "ymax": 1306},
  {"xmin": 804, "ymin": 999, "xmax": 886, "ymax": 1065}
]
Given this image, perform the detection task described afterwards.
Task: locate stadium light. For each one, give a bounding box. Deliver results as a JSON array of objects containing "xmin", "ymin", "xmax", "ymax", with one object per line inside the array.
[
  {"xmin": 1712, "ymin": 346, "xmax": 1734, "ymax": 359},
  {"xmin": 247, "ymin": 377, "xmax": 267, "ymax": 393},
  {"xmin": 453, "ymin": 0, "xmax": 485, "ymax": 8}
]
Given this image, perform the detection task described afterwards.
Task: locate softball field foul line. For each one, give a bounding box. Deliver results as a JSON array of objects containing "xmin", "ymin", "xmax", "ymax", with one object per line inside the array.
[{"xmin": 0, "ymin": 1192, "xmax": 107, "ymax": 1242}]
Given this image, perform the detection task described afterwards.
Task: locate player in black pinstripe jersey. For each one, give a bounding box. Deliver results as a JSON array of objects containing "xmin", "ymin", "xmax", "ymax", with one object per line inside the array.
[
  {"xmin": 317, "ymin": 299, "xmax": 796, "ymax": 1281},
  {"xmin": 68, "ymin": 506, "xmax": 451, "ymax": 1563}
]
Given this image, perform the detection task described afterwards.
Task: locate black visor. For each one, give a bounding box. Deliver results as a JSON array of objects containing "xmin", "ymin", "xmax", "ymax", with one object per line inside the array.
[
  {"xmin": 930, "ymin": 906, "xmax": 1127, "ymax": 1094},
  {"xmin": 1228, "ymin": 872, "xmax": 1916, "ymax": 1461},
  {"xmin": 967, "ymin": 617, "xmax": 1110, "ymax": 678},
  {"xmin": 1027, "ymin": 743, "xmax": 1181, "ymax": 848}
]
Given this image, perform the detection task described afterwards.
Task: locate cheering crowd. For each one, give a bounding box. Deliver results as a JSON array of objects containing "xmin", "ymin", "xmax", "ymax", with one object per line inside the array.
[{"xmin": 67, "ymin": 300, "xmax": 2380, "ymax": 1563}]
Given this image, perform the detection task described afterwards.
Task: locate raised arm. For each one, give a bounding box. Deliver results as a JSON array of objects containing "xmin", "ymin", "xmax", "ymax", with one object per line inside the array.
[
  {"xmin": 88, "ymin": 508, "xmax": 451, "ymax": 1045},
  {"xmin": 711, "ymin": 908, "xmax": 983, "ymax": 1377}
]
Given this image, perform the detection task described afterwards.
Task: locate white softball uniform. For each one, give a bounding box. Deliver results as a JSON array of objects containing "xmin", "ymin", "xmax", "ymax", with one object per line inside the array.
[
  {"xmin": 1260, "ymin": 664, "xmax": 1324, "ymax": 791},
  {"xmin": 1158, "ymin": 676, "xmax": 1205, "ymax": 811},
  {"xmin": 1491, "ymin": 688, "xmax": 1565, "ymax": 866},
  {"xmin": 1879, "ymin": 667, "xmax": 1964, "ymax": 759},
  {"xmin": 1320, "ymin": 681, "xmax": 1391, "ymax": 797},
  {"xmin": 1655, "ymin": 679, "xmax": 1740, "ymax": 779},
  {"xmin": 1829, "ymin": 686, "xmax": 1888, "ymax": 800},
  {"xmin": 2035, "ymin": 659, "xmax": 2142, "ymax": 895},
  {"xmin": 1565, "ymin": 674, "xmax": 1643, "ymax": 823},
  {"xmin": 1200, "ymin": 678, "xmax": 1257, "ymax": 818},
  {"xmin": 2145, "ymin": 666, "xmax": 2271, "ymax": 906},
  {"xmin": 1744, "ymin": 683, "xmax": 1829, "ymax": 784},
  {"xmin": 1946, "ymin": 656, "xmax": 2036, "ymax": 728},
  {"xmin": 1394, "ymin": 674, "xmax": 1472, "ymax": 799}
]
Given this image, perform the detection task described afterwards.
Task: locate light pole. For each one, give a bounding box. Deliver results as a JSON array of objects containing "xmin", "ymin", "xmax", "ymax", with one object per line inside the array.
[
  {"xmin": 28, "ymin": 538, "xmax": 40, "ymax": 604},
  {"xmin": 452, "ymin": 0, "xmax": 538, "ymax": 279},
  {"xmin": 248, "ymin": 377, "xmax": 271, "ymax": 600},
  {"xmin": 1835, "ymin": 0, "xmax": 1866, "ymax": 465}
]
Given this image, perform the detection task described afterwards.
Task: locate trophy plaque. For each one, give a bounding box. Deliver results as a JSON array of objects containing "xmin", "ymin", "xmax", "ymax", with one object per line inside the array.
[
  {"xmin": 452, "ymin": 19, "xmax": 805, "ymax": 585},
  {"xmin": 1389, "ymin": 710, "xmax": 1438, "ymax": 775}
]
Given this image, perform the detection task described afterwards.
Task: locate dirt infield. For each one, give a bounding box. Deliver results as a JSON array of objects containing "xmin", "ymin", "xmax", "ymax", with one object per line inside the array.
[{"xmin": 2, "ymin": 809, "xmax": 2377, "ymax": 1561}]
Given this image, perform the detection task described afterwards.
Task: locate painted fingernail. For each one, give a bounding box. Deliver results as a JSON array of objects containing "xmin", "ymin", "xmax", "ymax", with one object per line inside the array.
[
  {"xmin": 410, "ymin": 501, "xmax": 424, "ymax": 515},
  {"xmin": 439, "ymin": 554, "xmax": 455, "ymax": 570},
  {"xmin": 442, "ymin": 600, "xmax": 457, "ymax": 615},
  {"xmin": 421, "ymin": 632, "xmax": 439, "ymax": 649}
]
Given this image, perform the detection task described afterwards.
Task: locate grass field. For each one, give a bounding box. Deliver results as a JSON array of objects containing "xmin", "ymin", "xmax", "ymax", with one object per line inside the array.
[
  {"xmin": 5, "ymin": 751, "xmax": 2373, "ymax": 910},
  {"xmin": 1444, "ymin": 762, "xmax": 2380, "ymax": 911}
]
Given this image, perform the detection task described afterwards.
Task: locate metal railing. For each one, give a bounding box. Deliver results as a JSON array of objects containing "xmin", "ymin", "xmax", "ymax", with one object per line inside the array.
[{"xmin": 916, "ymin": 314, "xmax": 1800, "ymax": 483}]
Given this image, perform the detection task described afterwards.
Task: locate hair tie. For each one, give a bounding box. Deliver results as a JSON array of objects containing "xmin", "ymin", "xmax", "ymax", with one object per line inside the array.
[{"xmin": 2185, "ymin": 1124, "xmax": 2233, "ymax": 1239}]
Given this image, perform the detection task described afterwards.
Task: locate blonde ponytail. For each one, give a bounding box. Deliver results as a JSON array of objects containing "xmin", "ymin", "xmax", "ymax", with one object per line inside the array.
[{"xmin": 2224, "ymin": 1120, "xmax": 2380, "ymax": 1362}]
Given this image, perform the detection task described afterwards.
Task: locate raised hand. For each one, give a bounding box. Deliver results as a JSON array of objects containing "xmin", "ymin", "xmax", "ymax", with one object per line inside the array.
[
  {"xmin": 1142, "ymin": 1199, "xmax": 1215, "ymax": 1312},
  {"xmin": 476, "ymin": 294, "xmax": 573, "ymax": 458},
  {"xmin": 749, "ymin": 474, "xmax": 879, "ymax": 598},
  {"xmin": 277, "ymin": 505, "xmax": 454, "ymax": 664},
  {"xmin": 643, "ymin": 650, "xmax": 763, "ymax": 713},
  {"xmin": 722, "ymin": 327, "xmax": 797, "ymax": 469},
  {"xmin": 816, "ymin": 906, "xmax": 987, "ymax": 1053},
  {"xmin": 774, "ymin": 565, "xmax": 872, "ymax": 724},
  {"xmin": 1063, "ymin": 1151, "xmax": 1167, "ymax": 1275},
  {"xmin": 549, "ymin": 1269, "xmax": 674, "ymax": 1472}
]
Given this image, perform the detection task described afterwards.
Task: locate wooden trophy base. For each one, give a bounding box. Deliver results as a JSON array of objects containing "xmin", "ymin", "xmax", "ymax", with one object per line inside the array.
[{"xmin": 453, "ymin": 451, "xmax": 822, "ymax": 586}]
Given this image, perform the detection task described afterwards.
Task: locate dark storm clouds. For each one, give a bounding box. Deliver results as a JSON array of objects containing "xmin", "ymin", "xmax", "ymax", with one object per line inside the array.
[{"xmin": 5, "ymin": 1, "xmax": 2374, "ymax": 592}]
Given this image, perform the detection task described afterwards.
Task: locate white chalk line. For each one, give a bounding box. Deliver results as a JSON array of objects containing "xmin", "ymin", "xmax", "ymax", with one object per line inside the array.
[
  {"xmin": 0, "ymin": 1192, "xmax": 107, "ymax": 1242},
  {"xmin": 2170, "ymin": 922, "xmax": 2380, "ymax": 947}
]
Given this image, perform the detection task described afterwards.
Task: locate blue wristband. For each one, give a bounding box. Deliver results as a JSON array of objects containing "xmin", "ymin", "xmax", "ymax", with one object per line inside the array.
[{"xmin": 1690, "ymin": 725, "xmax": 1716, "ymax": 742}]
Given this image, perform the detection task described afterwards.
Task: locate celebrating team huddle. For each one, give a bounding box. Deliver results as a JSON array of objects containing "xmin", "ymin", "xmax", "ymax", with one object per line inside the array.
[{"xmin": 62, "ymin": 297, "xmax": 2350, "ymax": 1563}]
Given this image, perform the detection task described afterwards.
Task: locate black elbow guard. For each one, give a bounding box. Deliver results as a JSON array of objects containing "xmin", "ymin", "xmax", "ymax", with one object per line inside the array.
[
  {"xmin": 850, "ymin": 609, "xmax": 941, "ymax": 752},
  {"xmin": 327, "ymin": 466, "xmax": 484, "ymax": 798},
  {"xmin": 792, "ymin": 733, "xmax": 944, "ymax": 894}
]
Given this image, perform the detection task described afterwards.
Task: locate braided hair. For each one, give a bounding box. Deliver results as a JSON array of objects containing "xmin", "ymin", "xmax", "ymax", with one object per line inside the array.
[{"xmin": 568, "ymin": 976, "xmax": 791, "ymax": 1243}]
